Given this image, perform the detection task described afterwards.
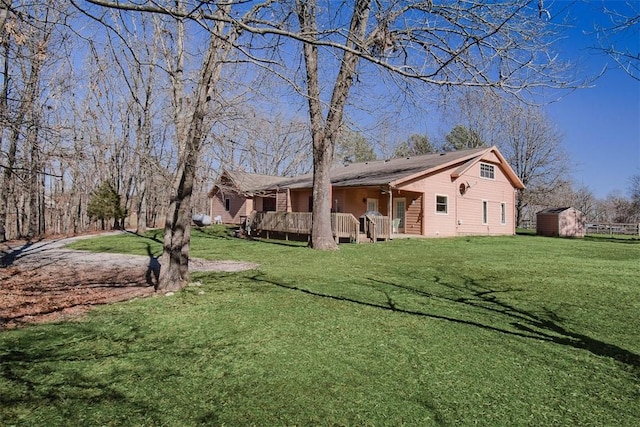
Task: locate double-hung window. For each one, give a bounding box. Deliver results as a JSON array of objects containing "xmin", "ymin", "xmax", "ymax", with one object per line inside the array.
[{"xmin": 436, "ymin": 195, "xmax": 448, "ymax": 214}]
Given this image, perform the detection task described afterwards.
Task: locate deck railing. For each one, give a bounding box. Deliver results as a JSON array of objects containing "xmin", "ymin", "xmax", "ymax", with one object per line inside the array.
[
  {"xmin": 250, "ymin": 211, "xmax": 312, "ymax": 236},
  {"xmin": 332, "ymin": 213, "xmax": 360, "ymax": 243},
  {"xmin": 249, "ymin": 211, "xmax": 382, "ymax": 243},
  {"xmin": 362, "ymin": 214, "xmax": 390, "ymax": 242}
]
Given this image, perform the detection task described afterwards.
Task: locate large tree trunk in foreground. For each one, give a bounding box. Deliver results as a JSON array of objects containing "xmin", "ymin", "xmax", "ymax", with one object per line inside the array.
[
  {"xmin": 156, "ymin": 5, "xmax": 234, "ymax": 291},
  {"xmin": 310, "ymin": 134, "xmax": 336, "ymax": 249},
  {"xmin": 299, "ymin": 0, "xmax": 372, "ymax": 250},
  {"xmin": 157, "ymin": 148, "xmax": 197, "ymax": 291}
]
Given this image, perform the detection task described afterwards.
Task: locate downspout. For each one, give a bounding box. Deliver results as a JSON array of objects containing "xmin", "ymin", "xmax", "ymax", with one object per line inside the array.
[
  {"xmin": 455, "ymin": 184, "xmax": 459, "ymax": 236},
  {"xmin": 387, "ymin": 185, "xmax": 393, "ymax": 238},
  {"xmin": 422, "ymin": 191, "xmax": 427, "ymax": 236},
  {"xmin": 513, "ymin": 189, "xmax": 517, "ymax": 235}
]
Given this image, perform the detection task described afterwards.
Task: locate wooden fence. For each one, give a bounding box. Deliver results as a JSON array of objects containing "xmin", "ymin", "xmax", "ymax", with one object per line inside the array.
[{"xmin": 586, "ymin": 223, "xmax": 640, "ymax": 236}]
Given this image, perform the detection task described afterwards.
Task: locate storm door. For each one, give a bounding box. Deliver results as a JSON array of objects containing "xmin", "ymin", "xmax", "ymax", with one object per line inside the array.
[{"xmin": 394, "ymin": 198, "xmax": 406, "ymax": 233}]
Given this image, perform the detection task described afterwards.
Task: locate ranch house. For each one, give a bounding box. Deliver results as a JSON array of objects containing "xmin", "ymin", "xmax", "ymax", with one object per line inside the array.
[{"xmin": 209, "ymin": 146, "xmax": 525, "ymax": 242}]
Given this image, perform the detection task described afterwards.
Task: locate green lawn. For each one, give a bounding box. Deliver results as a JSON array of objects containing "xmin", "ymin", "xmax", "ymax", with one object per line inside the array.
[{"xmin": 1, "ymin": 227, "xmax": 639, "ymax": 426}]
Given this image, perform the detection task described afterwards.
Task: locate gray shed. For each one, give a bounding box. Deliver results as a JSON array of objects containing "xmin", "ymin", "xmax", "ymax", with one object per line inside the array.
[{"xmin": 536, "ymin": 207, "xmax": 585, "ymax": 238}]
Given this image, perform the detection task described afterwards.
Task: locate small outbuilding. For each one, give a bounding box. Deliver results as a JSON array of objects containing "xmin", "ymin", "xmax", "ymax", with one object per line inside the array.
[{"xmin": 536, "ymin": 207, "xmax": 586, "ymax": 238}]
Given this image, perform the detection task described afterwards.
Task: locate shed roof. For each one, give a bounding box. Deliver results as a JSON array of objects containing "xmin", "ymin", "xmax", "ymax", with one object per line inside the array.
[{"xmin": 537, "ymin": 207, "xmax": 575, "ymax": 215}]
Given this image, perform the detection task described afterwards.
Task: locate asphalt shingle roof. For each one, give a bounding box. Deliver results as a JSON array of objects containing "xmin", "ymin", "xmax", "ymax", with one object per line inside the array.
[
  {"xmin": 216, "ymin": 146, "xmax": 525, "ymax": 193},
  {"xmin": 274, "ymin": 147, "xmax": 488, "ymax": 189}
]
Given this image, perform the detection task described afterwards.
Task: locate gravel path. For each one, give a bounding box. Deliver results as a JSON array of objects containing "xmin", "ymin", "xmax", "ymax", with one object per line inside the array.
[{"xmin": 0, "ymin": 232, "xmax": 259, "ymax": 329}]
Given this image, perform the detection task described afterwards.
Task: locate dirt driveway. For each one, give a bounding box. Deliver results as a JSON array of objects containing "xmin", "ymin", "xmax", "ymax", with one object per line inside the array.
[{"xmin": 0, "ymin": 232, "xmax": 258, "ymax": 329}]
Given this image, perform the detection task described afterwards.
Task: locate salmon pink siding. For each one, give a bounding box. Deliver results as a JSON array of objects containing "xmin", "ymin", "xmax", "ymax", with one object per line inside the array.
[
  {"xmin": 210, "ymin": 191, "xmax": 253, "ymax": 224},
  {"xmin": 398, "ymin": 159, "xmax": 517, "ymax": 237},
  {"xmin": 209, "ymin": 147, "xmax": 522, "ymax": 238},
  {"xmin": 453, "ymin": 161, "xmax": 516, "ymax": 236}
]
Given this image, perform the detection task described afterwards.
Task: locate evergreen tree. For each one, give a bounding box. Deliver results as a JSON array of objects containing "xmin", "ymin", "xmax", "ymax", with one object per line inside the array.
[
  {"xmin": 444, "ymin": 125, "xmax": 484, "ymax": 151},
  {"xmin": 393, "ymin": 134, "xmax": 434, "ymax": 158},
  {"xmin": 87, "ymin": 182, "xmax": 125, "ymax": 230},
  {"xmin": 335, "ymin": 129, "xmax": 377, "ymax": 164}
]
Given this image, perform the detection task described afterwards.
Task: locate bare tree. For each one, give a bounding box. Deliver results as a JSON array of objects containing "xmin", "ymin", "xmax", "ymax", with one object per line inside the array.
[
  {"xmin": 0, "ymin": 0, "xmax": 71, "ymax": 240},
  {"xmin": 75, "ymin": 0, "xmax": 582, "ymax": 286},
  {"xmin": 596, "ymin": 2, "xmax": 640, "ymax": 80},
  {"xmin": 496, "ymin": 104, "xmax": 568, "ymax": 226},
  {"xmin": 285, "ymin": 0, "xmax": 581, "ymax": 249},
  {"xmin": 217, "ymin": 108, "xmax": 312, "ymax": 176},
  {"xmin": 79, "ymin": 0, "xmax": 275, "ymax": 291}
]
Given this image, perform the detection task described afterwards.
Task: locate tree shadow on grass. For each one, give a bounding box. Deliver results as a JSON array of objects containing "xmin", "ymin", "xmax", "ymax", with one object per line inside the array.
[
  {"xmin": 0, "ymin": 323, "xmax": 166, "ymax": 425},
  {"xmin": 125, "ymin": 229, "xmax": 163, "ymax": 244},
  {"xmin": 250, "ymin": 274, "xmax": 640, "ymax": 373},
  {"xmin": 583, "ymin": 235, "xmax": 640, "ymax": 244},
  {"xmin": 0, "ymin": 320, "xmax": 232, "ymax": 425},
  {"xmin": 145, "ymin": 243, "xmax": 160, "ymax": 287}
]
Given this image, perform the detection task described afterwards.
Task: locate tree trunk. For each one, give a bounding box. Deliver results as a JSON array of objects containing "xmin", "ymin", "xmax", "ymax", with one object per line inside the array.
[
  {"xmin": 310, "ymin": 134, "xmax": 336, "ymax": 249},
  {"xmin": 0, "ymin": 33, "xmax": 14, "ymax": 241},
  {"xmin": 156, "ymin": 6, "xmax": 232, "ymax": 291},
  {"xmin": 298, "ymin": 0, "xmax": 372, "ymax": 249},
  {"xmin": 157, "ymin": 150, "xmax": 196, "ymax": 291},
  {"xmin": 136, "ymin": 177, "xmax": 148, "ymax": 234},
  {"xmin": 515, "ymin": 191, "xmax": 525, "ymax": 228},
  {"xmin": 26, "ymin": 124, "xmax": 40, "ymax": 239},
  {"xmin": 0, "ymin": 130, "xmax": 17, "ymax": 241}
]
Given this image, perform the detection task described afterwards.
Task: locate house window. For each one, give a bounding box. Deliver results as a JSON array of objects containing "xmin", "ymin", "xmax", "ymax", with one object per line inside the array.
[
  {"xmin": 263, "ymin": 197, "xmax": 276, "ymax": 212},
  {"xmin": 225, "ymin": 198, "xmax": 231, "ymax": 212},
  {"xmin": 366, "ymin": 198, "xmax": 379, "ymax": 212},
  {"xmin": 482, "ymin": 200, "xmax": 489, "ymax": 224},
  {"xmin": 436, "ymin": 195, "xmax": 448, "ymax": 214},
  {"xmin": 500, "ymin": 203, "xmax": 506, "ymax": 224},
  {"xmin": 480, "ymin": 163, "xmax": 495, "ymax": 179}
]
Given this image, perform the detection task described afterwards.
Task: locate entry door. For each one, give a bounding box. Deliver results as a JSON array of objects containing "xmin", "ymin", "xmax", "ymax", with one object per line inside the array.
[{"xmin": 394, "ymin": 198, "xmax": 406, "ymax": 233}]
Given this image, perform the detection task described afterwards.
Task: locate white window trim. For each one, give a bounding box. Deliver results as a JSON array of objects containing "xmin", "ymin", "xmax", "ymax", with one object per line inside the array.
[
  {"xmin": 435, "ymin": 194, "xmax": 448, "ymax": 215},
  {"xmin": 500, "ymin": 202, "xmax": 506, "ymax": 225},
  {"xmin": 366, "ymin": 198, "xmax": 379, "ymax": 212},
  {"xmin": 482, "ymin": 200, "xmax": 489, "ymax": 224},
  {"xmin": 480, "ymin": 162, "xmax": 495, "ymax": 180}
]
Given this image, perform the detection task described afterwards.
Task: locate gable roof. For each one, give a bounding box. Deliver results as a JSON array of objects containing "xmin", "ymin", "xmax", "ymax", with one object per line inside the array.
[
  {"xmin": 210, "ymin": 146, "xmax": 525, "ymax": 196},
  {"xmin": 212, "ymin": 169, "xmax": 290, "ymax": 196},
  {"xmin": 276, "ymin": 146, "xmax": 524, "ymax": 190}
]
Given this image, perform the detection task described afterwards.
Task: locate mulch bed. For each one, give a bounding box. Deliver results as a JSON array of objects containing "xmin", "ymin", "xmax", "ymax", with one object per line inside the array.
[{"xmin": 0, "ymin": 262, "xmax": 155, "ymax": 329}]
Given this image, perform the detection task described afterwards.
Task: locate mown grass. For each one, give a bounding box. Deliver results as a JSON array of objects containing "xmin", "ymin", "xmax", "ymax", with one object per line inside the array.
[{"xmin": 2, "ymin": 227, "xmax": 639, "ymax": 426}]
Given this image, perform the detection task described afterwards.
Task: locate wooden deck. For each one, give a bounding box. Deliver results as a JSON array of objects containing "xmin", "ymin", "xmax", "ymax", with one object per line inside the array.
[{"xmin": 248, "ymin": 212, "xmax": 391, "ymax": 243}]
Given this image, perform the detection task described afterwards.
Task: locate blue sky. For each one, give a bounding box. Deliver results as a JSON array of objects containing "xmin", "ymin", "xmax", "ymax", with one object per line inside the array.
[
  {"xmin": 346, "ymin": 1, "xmax": 640, "ymax": 200},
  {"xmin": 546, "ymin": 1, "xmax": 639, "ymax": 199}
]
